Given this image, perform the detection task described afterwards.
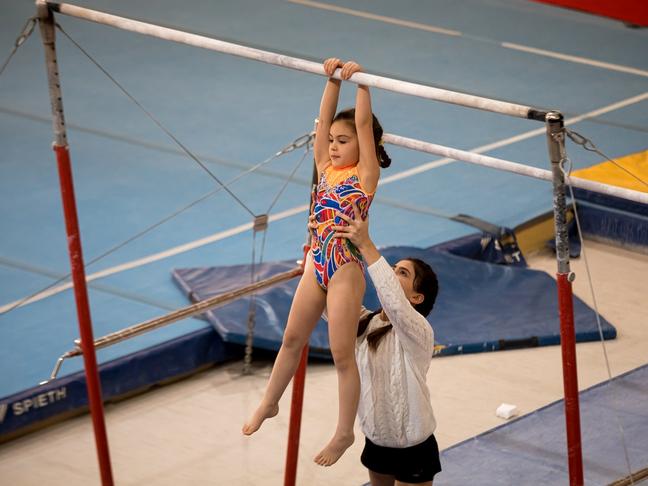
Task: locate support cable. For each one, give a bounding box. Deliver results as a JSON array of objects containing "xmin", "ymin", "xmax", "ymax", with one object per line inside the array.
[
  {"xmin": 55, "ymin": 21, "xmax": 256, "ymax": 217},
  {"xmin": 48, "ymin": 20, "xmax": 322, "ymax": 369},
  {"xmin": 243, "ymin": 137, "xmax": 313, "ymax": 373},
  {"xmin": 243, "ymin": 226, "xmax": 261, "ymax": 375},
  {"xmin": 559, "ymin": 153, "xmax": 636, "ymax": 485},
  {"xmin": 566, "ymin": 128, "xmax": 648, "ymax": 190},
  {"xmin": 0, "ymin": 131, "xmax": 313, "ymax": 318},
  {"xmin": 35, "ymin": 139, "xmax": 313, "ymax": 378}
]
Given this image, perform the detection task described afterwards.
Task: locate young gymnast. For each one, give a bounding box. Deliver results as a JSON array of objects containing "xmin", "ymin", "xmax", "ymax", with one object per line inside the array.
[{"xmin": 242, "ymin": 57, "xmax": 391, "ymax": 467}]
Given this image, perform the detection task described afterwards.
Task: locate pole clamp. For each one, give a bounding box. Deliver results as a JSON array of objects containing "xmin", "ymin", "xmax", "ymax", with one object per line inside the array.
[{"xmin": 253, "ymin": 214, "xmax": 269, "ymax": 232}]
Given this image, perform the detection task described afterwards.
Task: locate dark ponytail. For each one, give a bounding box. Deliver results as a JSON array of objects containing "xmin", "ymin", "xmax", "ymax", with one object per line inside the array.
[
  {"xmin": 377, "ymin": 144, "xmax": 391, "ymax": 169},
  {"xmin": 371, "ymin": 113, "xmax": 391, "ymax": 168},
  {"xmin": 357, "ymin": 309, "xmax": 392, "ymax": 352},
  {"xmin": 332, "ymin": 108, "xmax": 391, "ymax": 168}
]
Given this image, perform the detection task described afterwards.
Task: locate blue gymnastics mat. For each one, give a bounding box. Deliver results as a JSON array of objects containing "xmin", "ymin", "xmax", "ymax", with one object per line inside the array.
[
  {"xmin": 172, "ymin": 241, "xmax": 616, "ymax": 358},
  {"xmin": 437, "ymin": 363, "xmax": 648, "ymax": 485},
  {"xmin": 0, "ymin": 327, "xmax": 239, "ymax": 441}
]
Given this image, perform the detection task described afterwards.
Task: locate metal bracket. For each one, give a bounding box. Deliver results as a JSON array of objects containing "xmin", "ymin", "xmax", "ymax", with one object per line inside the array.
[{"xmin": 253, "ymin": 214, "xmax": 268, "ymax": 232}]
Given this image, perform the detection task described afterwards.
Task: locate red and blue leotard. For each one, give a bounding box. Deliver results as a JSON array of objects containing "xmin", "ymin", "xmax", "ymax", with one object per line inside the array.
[{"xmin": 311, "ymin": 163, "xmax": 374, "ymax": 290}]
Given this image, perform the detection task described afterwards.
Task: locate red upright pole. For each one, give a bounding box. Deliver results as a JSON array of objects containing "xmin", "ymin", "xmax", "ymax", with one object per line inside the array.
[
  {"xmin": 284, "ymin": 344, "xmax": 309, "ymax": 486},
  {"xmin": 557, "ymin": 273, "xmax": 584, "ymax": 484},
  {"xmin": 37, "ymin": 2, "xmax": 114, "ymax": 484},
  {"xmin": 546, "ymin": 111, "xmax": 584, "ymax": 486},
  {"xmin": 54, "ymin": 146, "xmax": 114, "ymax": 486}
]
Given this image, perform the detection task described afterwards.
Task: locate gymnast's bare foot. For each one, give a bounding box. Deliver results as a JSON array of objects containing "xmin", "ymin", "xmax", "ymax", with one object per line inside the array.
[
  {"xmin": 242, "ymin": 402, "xmax": 279, "ymax": 435},
  {"xmin": 313, "ymin": 431, "xmax": 354, "ymax": 466}
]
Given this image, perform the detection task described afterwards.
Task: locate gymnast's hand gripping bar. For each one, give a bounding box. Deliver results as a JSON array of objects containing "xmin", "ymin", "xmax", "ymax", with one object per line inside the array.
[{"xmin": 39, "ymin": 0, "xmax": 549, "ymax": 121}]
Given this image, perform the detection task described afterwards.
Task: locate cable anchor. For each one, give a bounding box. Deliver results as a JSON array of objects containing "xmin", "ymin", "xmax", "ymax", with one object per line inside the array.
[
  {"xmin": 17, "ymin": 17, "xmax": 37, "ymax": 47},
  {"xmin": 0, "ymin": 16, "xmax": 38, "ymax": 78},
  {"xmin": 565, "ymin": 128, "xmax": 596, "ymax": 152},
  {"xmin": 279, "ymin": 131, "xmax": 315, "ymax": 156}
]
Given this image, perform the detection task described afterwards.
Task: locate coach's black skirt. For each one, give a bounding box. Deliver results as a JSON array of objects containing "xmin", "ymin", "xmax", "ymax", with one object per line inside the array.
[{"xmin": 361, "ymin": 434, "xmax": 442, "ymax": 483}]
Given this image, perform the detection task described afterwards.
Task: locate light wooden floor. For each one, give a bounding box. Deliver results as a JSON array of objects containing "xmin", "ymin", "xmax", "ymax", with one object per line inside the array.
[{"xmin": 1, "ymin": 240, "xmax": 647, "ymax": 485}]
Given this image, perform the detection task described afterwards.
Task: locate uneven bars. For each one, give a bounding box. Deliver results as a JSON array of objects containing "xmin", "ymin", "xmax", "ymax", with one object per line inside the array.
[
  {"xmin": 383, "ymin": 133, "xmax": 648, "ymax": 205},
  {"xmin": 41, "ymin": 0, "xmax": 548, "ymax": 121}
]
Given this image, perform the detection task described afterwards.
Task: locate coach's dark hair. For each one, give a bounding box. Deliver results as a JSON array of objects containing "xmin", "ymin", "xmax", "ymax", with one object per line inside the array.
[{"xmin": 357, "ymin": 258, "xmax": 438, "ymax": 351}]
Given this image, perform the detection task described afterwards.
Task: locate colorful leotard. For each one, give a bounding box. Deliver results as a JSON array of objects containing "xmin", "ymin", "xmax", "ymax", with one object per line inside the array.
[{"xmin": 311, "ymin": 163, "xmax": 374, "ymax": 290}]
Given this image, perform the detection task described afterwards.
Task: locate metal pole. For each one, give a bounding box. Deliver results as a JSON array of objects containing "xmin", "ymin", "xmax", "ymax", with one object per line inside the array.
[
  {"xmin": 79, "ymin": 267, "xmax": 304, "ymax": 354},
  {"xmin": 284, "ymin": 163, "xmax": 318, "ymax": 486},
  {"xmin": 36, "ymin": 2, "xmax": 114, "ymax": 485},
  {"xmin": 546, "ymin": 111, "xmax": 584, "ymax": 486}
]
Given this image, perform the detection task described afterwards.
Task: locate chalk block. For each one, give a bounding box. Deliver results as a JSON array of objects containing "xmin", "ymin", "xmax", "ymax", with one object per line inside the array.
[{"xmin": 496, "ymin": 403, "xmax": 519, "ymax": 419}]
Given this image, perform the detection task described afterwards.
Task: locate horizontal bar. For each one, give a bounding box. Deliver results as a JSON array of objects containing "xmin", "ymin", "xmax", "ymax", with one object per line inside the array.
[
  {"xmin": 42, "ymin": 0, "xmax": 547, "ymax": 121},
  {"xmin": 383, "ymin": 133, "xmax": 648, "ymax": 205},
  {"xmin": 65, "ymin": 266, "xmax": 304, "ymax": 357}
]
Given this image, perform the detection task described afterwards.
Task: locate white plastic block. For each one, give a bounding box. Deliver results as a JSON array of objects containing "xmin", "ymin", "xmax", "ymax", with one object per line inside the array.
[{"xmin": 495, "ymin": 403, "xmax": 519, "ymax": 419}]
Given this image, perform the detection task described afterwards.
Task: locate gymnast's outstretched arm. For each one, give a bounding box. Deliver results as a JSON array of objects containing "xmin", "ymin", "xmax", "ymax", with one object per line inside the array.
[{"xmin": 314, "ymin": 58, "xmax": 343, "ymax": 175}]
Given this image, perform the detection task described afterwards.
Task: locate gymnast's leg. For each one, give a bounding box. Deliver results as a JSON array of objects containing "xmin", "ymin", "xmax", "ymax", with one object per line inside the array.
[
  {"xmin": 242, "ymin": 255, "xmax": 326, "ymax": 435},
  {"xmin": 314, "ymin": 262, "xmax": 365, "ymax": 466}
]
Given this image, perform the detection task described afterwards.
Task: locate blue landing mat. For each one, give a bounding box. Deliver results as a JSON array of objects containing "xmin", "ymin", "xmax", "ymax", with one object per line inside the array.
[
  {"xmin": 437, "ymin": 364, "xmax": 648, "ymax": 485},
  {"xmin": 172, "ymin": 244, "xmax": 616, "ymax": 358},
  {"xmin": 0, "ymin": 327, "xmax": 238, "ymax": 441}
]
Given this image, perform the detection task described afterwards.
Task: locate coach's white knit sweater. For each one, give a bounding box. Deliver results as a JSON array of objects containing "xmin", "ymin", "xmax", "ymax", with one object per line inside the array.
[{"xmin": 356, "ymin": 256, "xmax": 436, "ymax": 448}]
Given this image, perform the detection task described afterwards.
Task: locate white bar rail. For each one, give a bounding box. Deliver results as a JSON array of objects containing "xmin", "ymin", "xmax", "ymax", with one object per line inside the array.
[
  {"xmin": 42, "ymin": 0, "xmax": 548, "ymax": 121},
  {"xmin": 384, "ymin": 133, "xmax": 648, "ymax": 205}
]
